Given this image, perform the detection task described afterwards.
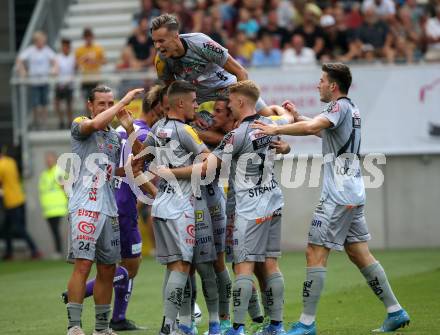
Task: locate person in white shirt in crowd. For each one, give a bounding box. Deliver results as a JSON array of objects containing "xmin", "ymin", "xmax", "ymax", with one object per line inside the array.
[
  {"xmin": 55, "ymin": 38, "xmax": 76, "ymax": 129},
  {"xmin": 16, "ymin": 31, "xmax": 57, "ymax": 130},
  {"xmin": 362, "ymin": 0, "xmax": 396, "ymax": 22},
  {"xmin": 424, "ymin": 5, "xmax": 440, "ymax": 62},
  {"xmin": 282, "ymin": 34, "xmax": 316, "ymax": 66}
]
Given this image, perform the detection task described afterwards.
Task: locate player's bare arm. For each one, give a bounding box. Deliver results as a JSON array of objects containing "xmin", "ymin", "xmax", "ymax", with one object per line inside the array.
[
  {"xmin": 223, "ymin": 55, "xmax": 248, "ymax": 81},
  {"xmin": 116, "ymin": 108, "xmax": 145, "ymax": 156},
  {"xmin": 153, "ymin": 149, "xmax": 211, "ymax": 179},
  {"xmin": 79, "ymin": 88, "xmax": 144, "ymax": 136},
  {"xmin": 252, "ymin": 115, "xmax": 332, "ymax": 136},
  {"xmin": 271, "ymin": 139, "xmax": 291, "ymax": 154}
]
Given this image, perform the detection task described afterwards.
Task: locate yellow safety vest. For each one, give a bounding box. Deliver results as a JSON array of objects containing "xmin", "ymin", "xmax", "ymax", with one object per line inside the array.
[{"xmin": 38, "ymin": 166, "xmax": 68, "ymax": 219}]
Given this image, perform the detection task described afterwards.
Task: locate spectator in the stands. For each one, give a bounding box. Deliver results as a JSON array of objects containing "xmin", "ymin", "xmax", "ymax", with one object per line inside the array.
[
  {"xmin": 282, "ymin": 33, "xmax": 316, "ymax": 66},
  {"xmin": 237, "ymin": 7, "xmax": 260, "ymax": 39},
  {"xmin": 291, "ymin": 7, "xmax": 326, "ymax": 59},
  {"xmin": 133, "ymin": 0, "xmax": 160, "ymax": 25},
  {"xmin": 390, "ymin": 6, "xmax": 421, "ymax": 63},
  {"xmin": 227, "ymin": 30, "xmax": 256, "ymax": 67},
  {"xmin": 75, "ymin": 27, "xmax": 106, "ymax": 108},
  {"xmin": 200, "ymin": 14, "xmax": 226, "ymax": 46},
  {"xmin": 251, "ymin": 32, "xmax": 282, "ymax": 67},
  {"xmin": 172, "ymin": 0, "xmax": 194, "ymax": 33},
  {"xmin": 16, "ymin": 31, "xmax": 57, "ymax": 130},
  {"xmin": 54, "ymin": 38, "xmax": 75, "ymax": 129},
  {"xmin": 362, "ymin": 0, "xmax": 396, "ymax": 22},
  {"xmin": 424, "ymin": 4, "xmax": 440, "ymax": 62},
  {"xmin": 346, "ymin": 2, "xmax": 364, "ymax": 30},
  {"xmin": 353, "ymin": 6, "xmax": 395, "ymax": 63},
  {"xmin": 292, "ymin": 0, "xmax": 322, "ymax": 28},
  {"xmin": 267, "ymin": 0, "xmax": 295, "ymax": 31},
  {"xmin": 258, "ymin": 9, "xmax": 290, "ymax": 49},
  {"xmin": 116, "ymin": 46, "xmax": 145, "ymax": 94},
  {"xmin": 127, "ymin": 16, "xmax": 155, "ymax": 68}
]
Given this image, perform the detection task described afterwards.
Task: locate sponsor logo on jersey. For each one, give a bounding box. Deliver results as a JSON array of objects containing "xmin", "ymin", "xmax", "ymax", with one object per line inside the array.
[
  {"xmin": 203, "ymin": 42, "xmax": 224, "ymax": 55},
  {"xmin": 77, "ymin": 209, "xmax": 100, "ymax": 220},
  {"xmin": 195, "ymin": 235, "xmax": 212, "ymax": 246},
  {"xmin": 186, "ymin": 224, "xmax": 196, "ymax": 238},
  {"xmin": 157, "ymin": 128, "xmax": 173, "ymax": 139},
  {"xmin": 255, "ymin": 215, "xmax": 273, "ymax": 225},
  {"xmin": 248, "ymin": 179, "xmax": 278, "ymax": 198},
  {"xmin": 78, "ymin": 221, "xmax": 96, "ymax": 235},
  {"xmin": 76, "ymin": 234, "xmax": 95, "ymax": 242},
  {"xmin": 195, "ymin": 210, "xmax": 204, "ymax": 223},
  {"xmin": 311, "ymin": 219, "xmax": 322, "ymax": 227},
  {"xmin": 249, "ymin": 130, "xmax": 272, "ymax": 150}
]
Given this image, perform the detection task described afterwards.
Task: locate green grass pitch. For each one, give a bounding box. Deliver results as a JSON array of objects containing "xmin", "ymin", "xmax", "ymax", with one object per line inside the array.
[{"xmin": 0, "ymin": 249, "xmax": 439, "ymax": 335}]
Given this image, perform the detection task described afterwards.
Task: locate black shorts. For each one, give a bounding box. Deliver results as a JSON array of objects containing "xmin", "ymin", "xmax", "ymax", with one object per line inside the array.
[{"xmin": 55, "ymin": 85, "xmax": 73, "ymax": 102}]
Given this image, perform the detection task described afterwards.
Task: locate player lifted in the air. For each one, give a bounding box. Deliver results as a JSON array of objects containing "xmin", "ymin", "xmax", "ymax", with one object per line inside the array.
[{"xmin": 151, "ymin": 13, "xmax": 271, "ymax": 116}]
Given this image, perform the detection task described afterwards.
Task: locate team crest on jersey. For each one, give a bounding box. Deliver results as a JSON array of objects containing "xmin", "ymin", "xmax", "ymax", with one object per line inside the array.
[
  {"xmin": 157, "ymin": 128, "xmax": 173, "ymax": 139},
  {"xmin": 327, "ymin": 101, "xmax": 340, "ymax": 114}
]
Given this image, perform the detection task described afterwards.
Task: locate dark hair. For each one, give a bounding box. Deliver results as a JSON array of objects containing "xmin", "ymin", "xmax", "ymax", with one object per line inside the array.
[
  {"xmin": 143, "ymin": 84, "xmax": 163, "ymax": 114},
  {"xmin": 88, "ymin": 85, "xmax": 112, "ymax": 102},
  {"xmin": 215, "ymin": 94, "xmax": 229, "ymax": 103},
  {"xmin": 83, "ymin": 27, "xmax": 93, "ymax": 37},
  {"xmin": 61, "ymin": 38, "xmax": 71, "ymax": 45},
  {"xmin": 322, "ymin": 63, "xmax": 352, "ymax": 94},
  {"xmin": 167, "ymin": 81, "xmax": 196, "ymax": 99},
  {"xmin": 151, "ymin": 14, "xmax": 180, "ymax": 32}
]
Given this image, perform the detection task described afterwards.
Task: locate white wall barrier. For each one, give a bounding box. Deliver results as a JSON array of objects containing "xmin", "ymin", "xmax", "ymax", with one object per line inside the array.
[{"xmin": 250, "ymin": 64, "xmax": 440, "ymax": 155}]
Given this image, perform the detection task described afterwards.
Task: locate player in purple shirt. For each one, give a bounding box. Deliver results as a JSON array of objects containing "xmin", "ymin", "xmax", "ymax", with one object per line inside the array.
[{"xmin": 62, "ymin": 85, "xmax": 163, "ymax": 331}]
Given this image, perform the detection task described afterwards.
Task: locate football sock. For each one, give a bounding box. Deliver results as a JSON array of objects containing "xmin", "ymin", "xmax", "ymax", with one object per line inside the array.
[
  {"xmin": 300, "ymin": 267, "xmax": 326, "ymax": 325},
  {"xmin": 163, "ymin": 271, "xmax": 188, "ymax": 333},
  {"xmin": 196, "ymin": 262, "xmax": 220, "ymax": 323},
  {"xmin": 162, "ymin": 269, "xmax": 171, "ymax": 301},
  {"xmin": 179, "ymin": 278, "xmax": 193, "ymax": 327},
  {"xmin": 233, "ymin": 274, "xmax": 254, "ymax": 324},
  {"xmin": 67, "ymin": 302, "xmax": 82, "ymax": 328},
  {"xmin": 95, "ymin": 304, "xmax": 111, "ymax": 331},
  {"xmin": 190, "ymin": 274, "xmax": 197, "ymax": 321},
  {"xmin": 361, "ymin": 262, "xmax": 401, "ymax": 313},
  {"xmin": 248, "ymin": 285, "xmax": 263, "ymax": 320},
  {"xmin": 217, "ymin": 268, "xmax": 232, "ymax": 318},
  {"xmin": 112, "ymin": 266, "xmax": 131, "ymax": 322},
  {"xmin": 265, "ymin": 272, "xmax": 284, "ymax": 322}
]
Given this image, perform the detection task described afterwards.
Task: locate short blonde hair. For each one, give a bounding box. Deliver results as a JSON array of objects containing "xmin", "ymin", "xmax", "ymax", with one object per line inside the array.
[{"xmin": 228, "ymin": 80, "xmax": 260, "ymax": 103}]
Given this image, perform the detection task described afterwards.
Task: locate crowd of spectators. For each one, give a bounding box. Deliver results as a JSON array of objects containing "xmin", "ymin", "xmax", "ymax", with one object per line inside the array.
[
  {"xmin": 129, "ymin": 0, "xmax": 440, "ymax": 66},
  {"xmin": 14, "ymin": 0, "xmax": 440, "ymax": 129}
]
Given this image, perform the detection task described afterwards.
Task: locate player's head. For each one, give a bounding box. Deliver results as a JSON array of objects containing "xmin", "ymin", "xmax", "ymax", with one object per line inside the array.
[
  {"xmin": 319, "ymin": 63, "xmax": 352, "ymax": 102},
  {"xmin": 83, "ymin": 27, "xmax": 94, "ymax": 45},
  {"xmin": 228, "ymin": 80, "xmax": 260, "ymax": 119},
  {"xmin": 212, "ymin": 96, "xmax": 233, "ymax": 131},
  {"xmin": 142, "ymin": 84, "xmax": 165, "ymax": 125},
  {"xmin": 45, "ymin": 151, "xmax": 57, "ymax": 168},
  {"xmin": 167, "ymin": 81, "xmax": 198, "ymax": 121},
  {"xmin": 61, "ymin": 38, "xmax": 71, "ymax": 55},
  {"xmin": 151, "ymin": 14, "xmax": 180, "ymax": 58},
  {"xmin": 33, "ymin": 31, "xmax": 47, "ymax": 49},
  {"xmin": 87, "ymin": 85, "xmax": 114, "ymax": 118}
]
